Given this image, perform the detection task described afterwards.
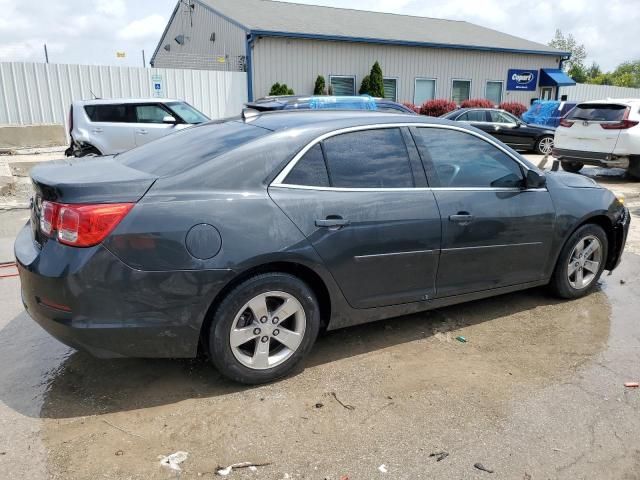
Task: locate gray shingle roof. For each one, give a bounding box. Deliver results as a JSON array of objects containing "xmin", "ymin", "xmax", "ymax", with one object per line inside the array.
[{"xmin": 200, "ymin": 0, "xmax": 566, "ymax": 55}]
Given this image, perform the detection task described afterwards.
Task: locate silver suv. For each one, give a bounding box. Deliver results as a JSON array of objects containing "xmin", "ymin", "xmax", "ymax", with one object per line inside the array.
[{"xmin": 65, "ymin": 98, "xmax": 209, "ymax": 156}]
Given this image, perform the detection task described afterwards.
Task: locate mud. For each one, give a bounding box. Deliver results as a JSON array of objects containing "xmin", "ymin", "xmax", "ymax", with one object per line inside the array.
[{"xmin": 1, "ymin": 166, "xmax": 640, "ymax": 479}]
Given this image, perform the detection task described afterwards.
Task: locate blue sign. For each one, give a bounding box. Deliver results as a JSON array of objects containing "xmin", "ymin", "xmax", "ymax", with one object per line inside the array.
[{"xmin": 506, "ymin": 69, "xmax": 538, "ymax": 91}]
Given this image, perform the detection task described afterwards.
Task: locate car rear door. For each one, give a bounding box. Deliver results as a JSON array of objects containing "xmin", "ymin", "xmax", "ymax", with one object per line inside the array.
[
  {"xmin": 269, "ymin": 126, "xmax": 442, "ymax": 309},
  {"xmin": 556, "ymin": 103, "xmax": 627, "ymax": 153},
  {"xmin": 411, "ymin": 125, "xmax": 555, "ymax": 298},
  {"xmin": 132, "ymin": 103, "xmax": 179, "ymax": 146},
  {"xmin": 84, "ymin": 104, "xmax": 136, "ymax": 154}
]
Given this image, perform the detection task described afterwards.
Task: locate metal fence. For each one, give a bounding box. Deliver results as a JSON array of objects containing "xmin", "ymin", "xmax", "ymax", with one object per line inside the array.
[
  {"xmin": 0, "ymin": 62, "xmax": 248, "ymax": 131},
  {"xmin": 560, "ymin": 83, "xmax": 640, "ymax": 102}
]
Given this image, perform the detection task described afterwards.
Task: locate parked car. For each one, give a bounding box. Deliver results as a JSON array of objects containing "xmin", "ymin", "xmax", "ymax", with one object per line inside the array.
[
  {"xmin": 17, "ymin": 111, "xmax": 629, "ymax": 384},
  {"xmin": 440, "ymin": 107, "xmax": 556, "ymax": 154},
  {"xmin": 553, "ymin": 99, "xmax": 640, "ymax": 178},
  {"xmin": 522, "ymin": 100, "xmax": 578, "ymax": 128},
  {"xmin": 245, "ymin": 95, "xmax": 417, "ymax": 114},
  {"xmin": 65, "ymin": 98, "xmax": 209, "ymax": 157}
]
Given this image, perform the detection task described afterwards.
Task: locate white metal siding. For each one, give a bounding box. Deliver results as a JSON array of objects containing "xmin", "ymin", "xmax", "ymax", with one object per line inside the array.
[
  {"xmin": 0, "ymin": 62, "xmax": 247, "ymax": 134},
  {"xmin": 559, "ymin": 83, "xmax": 640, "ymax": 102},
  {"xmin": 251, "ymin": 37, "xmax": 560, "ymax": 103},
  {"xmin": 152, "ymin": 1, "xmax": 247, "ymax": 71}
]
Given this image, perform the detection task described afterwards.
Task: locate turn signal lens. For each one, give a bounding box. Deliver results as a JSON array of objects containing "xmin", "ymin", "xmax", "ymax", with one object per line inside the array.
[
  {"xmin": 40, "ymin": 201, "xmax": 59, "ymax": 235},
  {"xmin": 56, "ymin": 203, "xmax": 134, "ymax": 247}
]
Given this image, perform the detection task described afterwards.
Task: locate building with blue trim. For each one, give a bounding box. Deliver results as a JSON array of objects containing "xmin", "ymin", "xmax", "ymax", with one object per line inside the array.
[{"xmin": 151, "ymin": 0, "xmax": 574, "ymax": 104}]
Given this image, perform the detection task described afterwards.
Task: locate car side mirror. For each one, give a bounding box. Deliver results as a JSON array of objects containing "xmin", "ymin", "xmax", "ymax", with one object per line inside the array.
[
  {"xmin": 162, "ymin": 115, "xmax": 177, "ymax": 124},
  {"xmin": 525, "ymin": 169, "xmax": 546, "ymax": 189}
]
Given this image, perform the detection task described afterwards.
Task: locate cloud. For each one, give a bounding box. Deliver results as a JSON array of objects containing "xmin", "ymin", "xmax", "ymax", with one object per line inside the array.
[
  {"xmin": 96, "ymin": 0, "xmax": 126, "ymax": 17},
  {"xmin": 117, "ymin": 14, "xmax": 167, "ymax": 40}
]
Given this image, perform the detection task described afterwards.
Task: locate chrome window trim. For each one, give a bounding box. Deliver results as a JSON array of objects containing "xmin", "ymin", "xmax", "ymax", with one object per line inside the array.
[{"xmin": 271, "ymin": 122, "xmax": 536, "ymax": 188}]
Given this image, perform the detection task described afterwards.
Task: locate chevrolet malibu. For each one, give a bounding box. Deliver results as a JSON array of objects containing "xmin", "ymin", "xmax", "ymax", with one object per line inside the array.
[{"xmin": 16, "ymin": 111, "xmax": 629, "ymax": 384}]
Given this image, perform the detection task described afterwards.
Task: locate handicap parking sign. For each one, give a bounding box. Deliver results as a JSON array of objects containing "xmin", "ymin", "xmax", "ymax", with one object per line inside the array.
[{"xmin": 151, "ymin": 75, "xmax": 164, "ymax": 97}]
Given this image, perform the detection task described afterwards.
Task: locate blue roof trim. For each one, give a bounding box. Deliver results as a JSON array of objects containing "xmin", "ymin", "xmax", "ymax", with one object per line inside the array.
[
  {"xmin": 539, "ymin": 68, "xmax": 576, "ymax": 87},
  {"xmin": 250, "ymin": 30, "xmax": 570, "ymax": 57}
]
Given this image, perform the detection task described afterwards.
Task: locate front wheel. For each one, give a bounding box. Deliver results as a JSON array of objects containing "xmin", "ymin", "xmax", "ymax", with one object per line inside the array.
[
  {"xmin": 561, "ymin": 161, "xmax": 584, "ymax": 173},
  {"xmin": 535, "ymin": 135, "xmax": 554, "ymax": 155},
  {"xmin": 208, "ymin": 273, "xmax": 320, "ymax": 384},
  {"xmin": 549, "ymin": 224, "xmax": 608, "ymax": 299}
]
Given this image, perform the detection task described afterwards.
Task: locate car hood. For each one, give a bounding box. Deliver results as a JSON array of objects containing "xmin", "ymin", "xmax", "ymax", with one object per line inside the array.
[
  {"xmin": 526, "ymin": 123, "xmax": 555, "ymax": 133},
  {"xmin": 548, "ymin": 171, "xmax": 600, "ymax": 189}
]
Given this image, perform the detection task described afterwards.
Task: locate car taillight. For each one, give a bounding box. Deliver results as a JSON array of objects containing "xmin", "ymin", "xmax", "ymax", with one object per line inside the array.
[
  {"xmin": 559, "ymin": 118, "xmax": 574, "ymax": 128},
  {"xmin": 601, "ymin": 119, "xmax": 639, "ymax": 130},
  {"xmin": 39, "ymin": 200, "xmax": 133, "ymax": 247}
]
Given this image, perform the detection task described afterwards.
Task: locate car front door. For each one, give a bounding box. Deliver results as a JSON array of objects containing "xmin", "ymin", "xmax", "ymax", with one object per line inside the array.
[
  {"xmin": 133, "ymin": 103, "xmax": 179, "ymax": 146},
  {"xmin": 269, "ymin": 127, "xmax": 442, "ymax": 309},
  {"xmin": 488, "ymin": 111, "xmax": 532, "ymax": 148},
  {"xmin": 412, "ymin": 125, "xmax": 555, "ymax": 298}
]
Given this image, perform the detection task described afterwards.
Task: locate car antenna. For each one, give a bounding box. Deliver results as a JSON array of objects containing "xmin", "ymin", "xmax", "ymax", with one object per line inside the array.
[{"xmin": 89, "ymin": 88, "xmax": 100, "ymax": 100}]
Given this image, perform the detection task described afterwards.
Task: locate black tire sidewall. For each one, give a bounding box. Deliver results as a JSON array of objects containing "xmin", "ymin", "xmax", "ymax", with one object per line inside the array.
[
  {"xmin": 561, "ymin": 161, "xmax": 584, "ymax": 173},
  {"xmin": 551, "ymin": 224, "xmax": 608, "ymax": 299},
  {"xmin": 209, "ymin": 273, "xmax": 320, "ymax": 384}
]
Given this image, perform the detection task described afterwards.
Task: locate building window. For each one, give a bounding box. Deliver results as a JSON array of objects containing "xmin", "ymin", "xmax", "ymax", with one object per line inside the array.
[
  {"xmin": 414, "ymin": 78, "xmax": 436, "ymax": 105},
  {"xmin": 452, "ymin": 80, "xmax": 471, "ymax": 104},
  {"xmin": 329, "ymin": 76, "xmax": 356, "ymax": 96},
  {"xmin": 383, "ymin": 78, "xmax": 398, "ymax": 102},
  {"xmin": 485, "ymin": 81, "xmax": 503, "ymax": 105}
]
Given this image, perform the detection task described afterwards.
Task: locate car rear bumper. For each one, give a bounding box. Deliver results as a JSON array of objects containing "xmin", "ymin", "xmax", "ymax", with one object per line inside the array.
[
  {"xmin": 552, "ymin": 148, "xmax": 629, "ymax": 168},
  {"xmin": 15, "ymin": 223, "xmax": 234, "ymax": 358}
]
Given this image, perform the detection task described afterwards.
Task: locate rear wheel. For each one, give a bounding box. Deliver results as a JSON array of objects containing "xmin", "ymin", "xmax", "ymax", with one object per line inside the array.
[
  {"xmin": 208, "ymin": 273, "xmax": 320, "ymax": 384},
  {"xmin": 628, "ymin": 156, "xmax": 640, "ymax": 180},
  {"xmin": 561, "ymin": 161, "xmax": 584, "ymax": 173},
  {"xmin": 535, "ymin": 135, "xmax": 554, "ymax": 155},
  {"xmin": 549, "ymin": 224, "xmax": 608, "ymax": 299}
]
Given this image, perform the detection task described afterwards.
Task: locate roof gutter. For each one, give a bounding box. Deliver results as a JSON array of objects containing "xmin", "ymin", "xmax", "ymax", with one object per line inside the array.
[{"xmin": 249, "ymin": 30, "xmax": 570, "ymax": 57}]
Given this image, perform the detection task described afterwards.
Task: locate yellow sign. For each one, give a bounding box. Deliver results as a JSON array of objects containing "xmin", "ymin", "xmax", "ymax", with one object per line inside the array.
[
  {"xmin": 116, "ymin": 51, "xmax": 126, "ymax": 58},
  {"xmin": 216, "ymin": 56, "xmax": 226, "ymax": 63}
]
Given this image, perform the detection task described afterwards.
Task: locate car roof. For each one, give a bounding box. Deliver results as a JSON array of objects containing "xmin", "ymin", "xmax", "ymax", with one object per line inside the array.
[
  {"xmin": 246, "ymin": 95, "xmax": 412, "ymax": 111},
  {"xmin": 72, "ymin": 98, "xmax": 183, "ymax": 106},
  {"xmin": 576, "ymin": 99, "xmax": 640, "ymax": 105},
  {"xmin": 242, "ymin": 109, "xmax": 456, "ymax": 132}
]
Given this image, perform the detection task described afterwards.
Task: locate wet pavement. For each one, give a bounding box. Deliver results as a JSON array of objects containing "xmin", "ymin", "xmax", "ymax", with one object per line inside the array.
[{"xmin": 1, "ymin": 165, "xmax": 640, "ymax": 479}]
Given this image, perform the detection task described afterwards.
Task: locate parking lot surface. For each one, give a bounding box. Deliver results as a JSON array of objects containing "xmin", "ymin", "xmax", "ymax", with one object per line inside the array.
[{"xmin": 1, "ymin": 159, "xmax": 640, "ymax": 479}]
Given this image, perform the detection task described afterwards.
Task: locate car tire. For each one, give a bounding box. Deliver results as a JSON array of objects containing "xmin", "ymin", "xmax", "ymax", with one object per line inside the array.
[
  {"xmin": 549, "ymin": 224, "xmax": 608, "ymax": 299},
  {"xmin": 208, "ymin": 273, "xmax": 320, "ymax": 384},
  {"xmin": 535, "ymin": 135, "xmax": 554, "ymax": 155},
  {"xmin": 627, "ymin": 156, "xmax": 640, "ymax": 180},
  {"xmin": 561, "ymin": 161, "xmax": 584, "ymax": 173}
]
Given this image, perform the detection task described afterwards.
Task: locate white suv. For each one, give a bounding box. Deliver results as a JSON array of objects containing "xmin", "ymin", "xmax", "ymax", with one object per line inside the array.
[
  {"xmin": 553, "ymin": 99, "xmax": 640, "ymax": 179},
  {"xmin": 65, "ymin": 98, "xmax": 209, "ymax": 156}
]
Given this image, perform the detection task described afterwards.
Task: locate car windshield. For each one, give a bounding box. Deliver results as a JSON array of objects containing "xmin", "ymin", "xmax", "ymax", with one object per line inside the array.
[
  {"xmin": 568, "ymin": 103, "xmax": 628, "ymax": 121},
  {"xmin": 117, "ymin": 120, "xmax": 269, "ymax": 176},
  {"xmin": 166, "ymin": 101, "xmax": 209, "ymax": 124}
]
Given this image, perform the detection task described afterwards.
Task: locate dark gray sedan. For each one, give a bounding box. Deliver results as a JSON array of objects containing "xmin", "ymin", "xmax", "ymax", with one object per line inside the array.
[{"xmin": 16, "ymin": 111, "xmax": 629, "ymax": 384}]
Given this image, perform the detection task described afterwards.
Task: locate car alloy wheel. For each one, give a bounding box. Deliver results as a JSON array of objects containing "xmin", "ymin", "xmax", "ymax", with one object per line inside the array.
[
  {"xmin": 567, "ymin": 235, "xmax": 602, "ymax": 289},
  {"xmin": 229, "ymin": 291, "xmax": 306, "ymax": 370},
  {"xmin": 537, "ymin": 136, "xmax": 554, "ymax": 155}
]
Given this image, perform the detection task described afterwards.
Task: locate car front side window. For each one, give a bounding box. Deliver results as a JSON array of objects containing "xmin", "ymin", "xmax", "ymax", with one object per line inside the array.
[{"xmin": 415, "ymin": 127, "xmax": 524, "ymax": 189}]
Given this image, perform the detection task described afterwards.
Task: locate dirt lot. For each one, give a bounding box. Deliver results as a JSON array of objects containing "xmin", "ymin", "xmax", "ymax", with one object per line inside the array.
[{"xmin": 1, "ymin": 160, "xmax": 640, "ymax": 479}]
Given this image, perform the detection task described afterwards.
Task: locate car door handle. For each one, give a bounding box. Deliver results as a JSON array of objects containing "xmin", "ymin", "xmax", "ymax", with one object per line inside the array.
[
  {"xmin": 91, "ymin": 128, "xmax": 103, "ymax": 133},
  {"xmin": 315, "ymin": 217, "xmax": 350, "ymax": 228},
  {"xmin": 137, "ymin": 129, "xmax": 148, "ymax": 135},
  {"xmin": 449, "ymin": 213, "xmax": 474, "ymax": 225}
]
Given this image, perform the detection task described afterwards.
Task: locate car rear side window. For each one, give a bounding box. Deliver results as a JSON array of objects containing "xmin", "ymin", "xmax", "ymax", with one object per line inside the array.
[
  {"xmin": 117, "ymin": 120, "xmax": 269, "ymax": 177},
  {"xmin": 568, "ymin": 104, "xmax": 627, "ymax": 121},
  {"xmin": 84, "ymin": 104, "xmax": 130, "ymax": 123},
  {"xmin": 415, "ymin": 128, "xmax": 524, "ymax": 189},
  {"xmin": 284, "ymin": 144, "xmax": 329, "ymax": 187},
  {"xmin": 322, "ymin": 128, "xmax": 414, "ymax": 188}
]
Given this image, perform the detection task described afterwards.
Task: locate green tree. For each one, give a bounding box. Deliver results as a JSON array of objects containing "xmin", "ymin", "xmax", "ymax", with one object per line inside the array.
[
  {"xmin": 568, "ymin": 63, "xmax": 587, "ymax": 83},
  {"xmin": 586, "ymin": 62, "xmax": 602, "ymax": 80},
  {"xmin": 548, "ymin": 29, "xmax": 586, "ymax": 72},
  {"xmin": 269, "ymin": 82, "xmax": 294, "ymax": 96},
  {"xmin": 313, "ymin": 75, "xmax": 326, "ymax": 95},
  {"xmin": 359, "ymin": 75, "xmax": 371, "ymax": 95},
  {"xmin": 610, "ymin": 61, "xmax": 640, "ymax": 88},
  {"xmin": 368, "ymin": 61, "xmax": 385, "ymax": 98}
]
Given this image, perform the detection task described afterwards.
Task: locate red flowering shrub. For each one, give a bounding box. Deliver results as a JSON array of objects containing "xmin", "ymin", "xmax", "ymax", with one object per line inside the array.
[
  {"xmin": 499, "ymin": 101, "xmax": 528, "ymax": 118},
  {"xmin": 461, "ymin": 98, "xmax": 495, "ymax": 108},
  {"xmin": 419, "ymin": 99, "xmax": 458, "ymax": 117},
  {"xmin": 402, "ymin": 102, "xmax": 420, "ymax": 113}
]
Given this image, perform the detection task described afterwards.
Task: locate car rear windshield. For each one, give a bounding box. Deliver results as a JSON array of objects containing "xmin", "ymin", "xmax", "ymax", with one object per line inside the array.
[
  {"xmin": 117, "ymin": 120, "xmax": 270, "ymax": 177},
  {"xmin": 567, "ymin": 103, "xmax": 627, "ymax": 121}
]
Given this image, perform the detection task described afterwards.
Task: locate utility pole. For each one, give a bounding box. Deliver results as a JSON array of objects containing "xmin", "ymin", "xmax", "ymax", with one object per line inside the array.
[
  {"xmin": 43, "ymin": 44, "xmax": 49, "ymax": 64},
  {"xmin": 142, "ymin": 50, "xmax": 146, "ymax": 68}
]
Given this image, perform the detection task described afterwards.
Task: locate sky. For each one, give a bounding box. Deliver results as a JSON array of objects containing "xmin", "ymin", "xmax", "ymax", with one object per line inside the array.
[{"xmin": 0, "ymin": 0, "xmax": 638, "ymax": 71}]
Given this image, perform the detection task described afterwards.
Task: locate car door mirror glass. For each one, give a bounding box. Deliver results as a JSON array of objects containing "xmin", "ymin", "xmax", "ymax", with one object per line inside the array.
[
  {"xmin": 163, "ymin": 115, "xmax": 177, "ymax": 124},
  {"xmin": 526, "ymin": 169, "xmax": 546, "ymax": 189}
]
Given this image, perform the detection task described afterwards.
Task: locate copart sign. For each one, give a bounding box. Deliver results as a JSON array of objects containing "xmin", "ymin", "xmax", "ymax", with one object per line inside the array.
[{"xmin": 506, "ymin": 69, "xmax": 538, "ymax": 91}]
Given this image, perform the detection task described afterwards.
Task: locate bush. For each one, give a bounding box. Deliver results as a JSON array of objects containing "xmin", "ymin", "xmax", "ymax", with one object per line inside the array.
[
  {"xmin": 402, "ymin": 102, "xmax": 420, "ymax": 113},
  {"xmin": 313, "ymin": 75, "xmax": 326, "ymax": 95},
  {"xmin": 461, "ymin": 98, "xmax": 495, "ymax": 108},
  {"xmin": 368, "ymin": 61, "xmax": 384, "ymax": 98},
  {"xmin": 359, "ymin": 75, "xmax": 371, "ymax": 95},
  {"xmin": 269, "ymin": 82, "xmax": 294, "ymax": 96},
  {"xmin": 499, "ymin": 101, "xmax": 527, "ymax": 118},
  {"xmin": 419, "ymin": 99, "xmax": 458, "ymax": 117}
]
